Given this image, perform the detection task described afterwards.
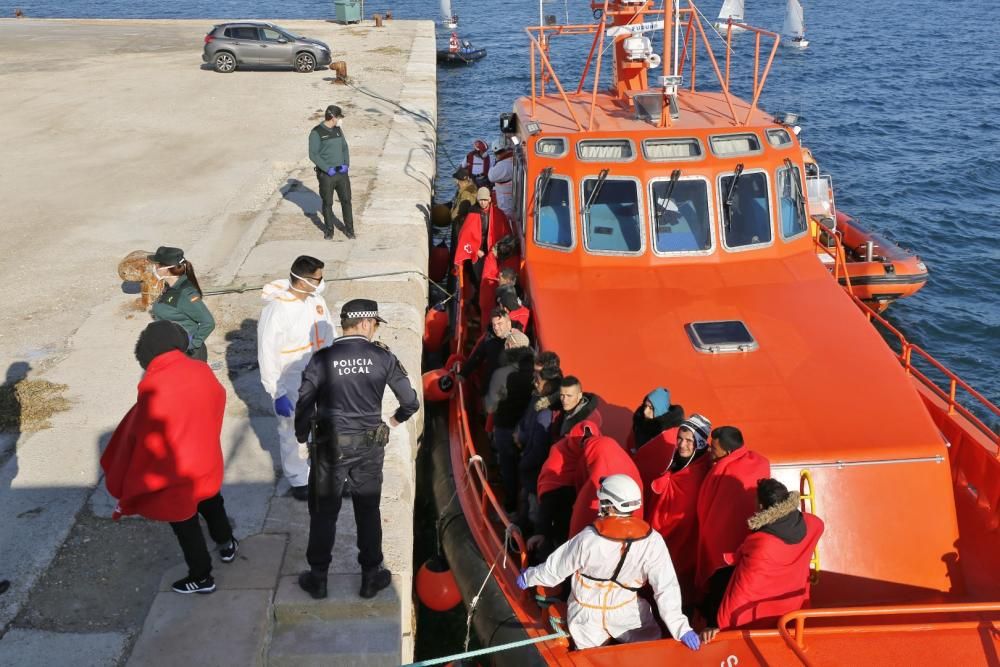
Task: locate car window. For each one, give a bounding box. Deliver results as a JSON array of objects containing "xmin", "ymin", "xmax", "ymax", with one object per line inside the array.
[
  {"xmin": 226, "ymin": 27, "xmax": 260, "ymax": 41},
  {"xmin": 261, "ymin": 28, "xmax": 285, "ymax": 42}
]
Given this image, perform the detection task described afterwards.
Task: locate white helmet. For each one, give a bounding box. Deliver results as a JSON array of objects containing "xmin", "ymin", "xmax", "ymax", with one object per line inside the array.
[
  {"xmin": 597, "ymin": 474, "xmax": 642, "ymax": 515},
  {"xmin": 491, "ymin": 138, "xmax": 506, "ymax": 153}
]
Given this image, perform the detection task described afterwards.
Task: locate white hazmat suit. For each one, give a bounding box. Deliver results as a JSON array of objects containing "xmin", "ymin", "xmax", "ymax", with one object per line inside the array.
[
  {"xmin": 522, "ymin": 521, "xmax": 692, "ymax": 649},
  {"xmin": 487, "ymin": 154, "xmax": 515, "ymax": 220},
  {"xmin": 257, "ymin": 279, "xmax": 335, "ymax": 487}
]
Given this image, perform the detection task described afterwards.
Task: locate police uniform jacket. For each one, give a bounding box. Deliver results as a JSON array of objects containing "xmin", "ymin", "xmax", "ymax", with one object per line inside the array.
[
  {"xmin": 150, "ymin": 275, "xmax": 215, "ymax": 354},
  {"xmin": 308, "ymin": 123, "xmax": 350, "ymax": 173},
  {"xmin": 294, "ymin": 335, "xmax": 419, "ymax": 441}
]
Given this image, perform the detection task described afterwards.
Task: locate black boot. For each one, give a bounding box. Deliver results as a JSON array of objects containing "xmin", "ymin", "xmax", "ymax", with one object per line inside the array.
[
  {"xmin": 344, "ymin": 227, "xmax": 356, "ymax": 240},
  {"xmin": 359, "ymin": 566, "xmax": 391, "ymax": 599},
  {"xmin": 298, "ymin": 571, "xmax": 328, "ymax": 599},
  {"xmin": 323, "ymin": 226, "xmax": 334, "ymax": 240}
]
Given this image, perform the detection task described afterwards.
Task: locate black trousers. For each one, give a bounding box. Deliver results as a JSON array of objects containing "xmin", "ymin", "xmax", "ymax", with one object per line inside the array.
[
  {"xmin": 187, "ymin": 345, "xmax": 207, "ymax": 362},
  {"xmin": 306, "ymin": 437, "xmax": 385, "ymax": 575},
  {"xmin": 316, "ymin": 169, "xmax": 354, "ymax": 233},
  {"xmin": 169, "ymin": 493, "xmax": 233, "ymax": 580}
]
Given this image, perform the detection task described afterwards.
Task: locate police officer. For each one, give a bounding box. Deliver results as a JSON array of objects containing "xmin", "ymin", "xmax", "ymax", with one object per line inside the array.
[
  {"xmin": 308, "ymin": 104, "xmax": 355, "ymax": 240},
  {"xmin": 148, "ymin": 246, "xmax": 215, "ymax": 361},
  {"xmin": 294, "ymin": 299, "xmax": 419, "ymax": 599}
]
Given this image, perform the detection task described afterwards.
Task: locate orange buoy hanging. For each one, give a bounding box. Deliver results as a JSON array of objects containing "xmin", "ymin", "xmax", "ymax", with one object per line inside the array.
[
  {"xmin": 423, "ymin": 305, "xmax": 449, "ymax": 353},
  {"xmin": 416, "ymin": 557, "xmax": 462, "ymax": 612},
  {"xmin": 422, "ymin": 368, "xmax": 456, "ymax": 402},
  {"xmin": 429, "ymin": 244, "xmax": 450, "ymax": 283}
]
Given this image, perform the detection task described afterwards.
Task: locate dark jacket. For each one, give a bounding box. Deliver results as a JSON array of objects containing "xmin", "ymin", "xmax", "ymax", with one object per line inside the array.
[
  {"xmin": 630, "ymin": 404, "xmax": 685, "ymax": 450},
  {"xmin": 150, "ymin": 275, "xmax": 215, "ymax": 353},
  {"xmin": 462, "ymin": 330, "xmax": 506, "ymax": 388},
  {"xmin": 517, "ymin": 391, "xmax": 559, "ymax": 493},
  {"xmin": 488, "ymin": 348, "xmax": 535, "ymax": 429},
  {"xmin": 308, "ymin": 122, "xmax": 350, "ymax": 173},
  {"xmin": 554, "ymin": 392, "xmax": 602, "ymax": 438}
]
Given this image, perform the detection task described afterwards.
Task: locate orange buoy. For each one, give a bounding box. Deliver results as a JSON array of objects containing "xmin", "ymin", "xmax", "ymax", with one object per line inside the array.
[
  {"xmin": 423, "ymin": 306, "xmax": 449, "ymax": 353},
  {"xmin": 429, "ymin": 244, "xmax": 450, "ymax": 283},
  {"xmin": 416, "ymin": 557, "xmax": 462, "ymax": 612},
  {"xmin": 422, "ymin": 368, "xmax": 456, "ymax": 402},
  {"xmin": 444, "ymin": 352, "xmax": 465, "ymax": 372}
]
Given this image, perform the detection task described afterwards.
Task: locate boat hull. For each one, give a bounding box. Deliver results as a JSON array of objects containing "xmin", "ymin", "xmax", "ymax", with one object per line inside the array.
[{"xmin": 437, "ymin": 48, "xmax": 487, "ymax": 65}]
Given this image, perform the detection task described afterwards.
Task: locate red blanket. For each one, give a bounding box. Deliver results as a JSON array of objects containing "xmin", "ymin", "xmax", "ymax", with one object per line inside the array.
[
  {"xmin": 631, "ymin": 427, "xmax": 679, "ymax": 488},
  {"xmin": 101, "ymin": 350, "xmax": 226, "ymax": 522},
  {"xmin": 718, "ymin": 513, "xmax": 824, "ymax": 629},
  {"xmin": 647, "ymin": 453, "xmax": 711, "ymax": 601},
  {"xmin": 453, "ymin": 206, "xmax": 511, "ymax": 266},
  {"xmin": 568, "ymin": 427, "xmax": 643, "ymax": 537},
  {"xmin": 695, "ymin": 447, "xmax": 771, "ymax": 589}
]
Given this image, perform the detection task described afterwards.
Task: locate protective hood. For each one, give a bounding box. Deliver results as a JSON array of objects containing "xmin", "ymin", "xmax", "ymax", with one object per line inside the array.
[{"xmin": 262, "ymin": 279, "xmax": 297, "ymax": 303}]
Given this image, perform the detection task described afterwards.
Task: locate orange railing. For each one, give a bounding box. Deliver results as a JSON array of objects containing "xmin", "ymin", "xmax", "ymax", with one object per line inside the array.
[
  {"xmin": 777, "ymin": 601, "xmax": 1000, "ymax": 666},
  {"xmin": 812, "ymin": 219, "xmax": 854, "ymax": 294},
  {"xmin": 525, "ymin": 2, "xmax": 780, "ymax": 129}
]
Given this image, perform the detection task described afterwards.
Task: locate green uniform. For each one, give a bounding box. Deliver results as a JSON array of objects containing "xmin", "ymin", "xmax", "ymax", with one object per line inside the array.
[{"xmin": 151, "ymin": 275, "xmax": 215, "ymax": 360}]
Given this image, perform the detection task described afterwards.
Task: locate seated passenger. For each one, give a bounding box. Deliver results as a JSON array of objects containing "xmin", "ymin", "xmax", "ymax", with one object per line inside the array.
[
  {"xmin": 497, "ymin": 285, "xmax": 531, "ymax": 332},
  {"xmin": 552, "ymin": 376, "xmax": 602, "ymax": 438},
  {"xmin": 485, "ymin": 331, "xmax": 534, "ymax": 513},
  {"xmin": 517, "ymin": 475, "xmax": 701, "ymax": 653},
  {"xmin": 516, "ymin": 366, "xmax": 562, "ymax": 528},
  {"xmin": 628, "ymin": 387, "xmax": 685, "ymax": 485},
  {"xmin": 646, "ymin": 414, "xmax": 713, "ymax": 603},
  {"xmin": 534, "ymin": 350, "xmax": 560, "ymax": 379},
  {"xmin": 454, "ymin": 187, "xmax": 511, "ymax": 295},
  {"xmin": 695, "ymin": 427, "xmax": 771, "ymax": 595},
  {"xmin": 457, "ymin": 306, "xmax": 513, "ymax": 394},
  {"xmin": 569, "ymin": 421, "xmax": 643, "ymax": 539},
  {"xmin": 700, "ymin": 479, "xmax": 824, "ymax": 642}
]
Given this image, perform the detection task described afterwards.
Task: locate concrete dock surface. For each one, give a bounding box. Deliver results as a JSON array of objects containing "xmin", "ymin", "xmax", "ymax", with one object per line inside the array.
[{"xmin": 0, "ymin": 18, "xmax": 436, "ymax": 665}]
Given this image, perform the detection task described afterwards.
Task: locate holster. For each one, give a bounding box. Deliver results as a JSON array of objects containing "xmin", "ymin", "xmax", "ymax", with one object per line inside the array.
[
  {"xmin": 309, "ymin": 417, "xmax": 341, "ymax": 504},
  {"xmin": 370, "ymin": 422, "xmax": 390, "ymax": 448}
]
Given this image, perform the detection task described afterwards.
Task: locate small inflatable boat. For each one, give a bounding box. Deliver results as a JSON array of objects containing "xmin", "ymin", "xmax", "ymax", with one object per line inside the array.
[{"xmin": 437, "ymin": 47, "xmax": 487, "ymax": 66}]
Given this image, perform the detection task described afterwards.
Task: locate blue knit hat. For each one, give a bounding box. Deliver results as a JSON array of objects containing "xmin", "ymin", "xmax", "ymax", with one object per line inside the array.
[{"xmin": 645, "ymin": 387, "xmax": 671, "ymax": 418}]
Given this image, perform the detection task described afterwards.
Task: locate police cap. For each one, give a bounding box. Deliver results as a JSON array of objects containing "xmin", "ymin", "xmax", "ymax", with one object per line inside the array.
[
  {"xmin": 147, "ymin": 246, "xmax": 185, "ymax": 266},
  {"xmin": 341, "ymin": 298, "xmax": 387, "ymax": 323},
  {"xmin": 325, "ymin": 104, "xmax": 345, "ymax": 120}
]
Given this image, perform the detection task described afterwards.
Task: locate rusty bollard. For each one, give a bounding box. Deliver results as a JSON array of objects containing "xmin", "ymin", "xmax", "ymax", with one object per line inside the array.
[
  {"xmin": 373, "ymin": 14, "xmax": 383, "ymax": 28},
  {"xmin": 329, "ymin": 61, "xmax": 348, "ymax": 84},
  {"xmin": 118, "ymin": 250, "xmax": 163, "ymax": 309}
]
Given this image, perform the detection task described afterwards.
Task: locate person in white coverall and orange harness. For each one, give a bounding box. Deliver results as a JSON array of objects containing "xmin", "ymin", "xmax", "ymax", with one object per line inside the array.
[
  {"xmin": 516, "ymin": 474, "xmax": 702, "ymax": 652},
  {"xmin": 257, "ymin": 255, "xmax": 335, "ymax": 500}
]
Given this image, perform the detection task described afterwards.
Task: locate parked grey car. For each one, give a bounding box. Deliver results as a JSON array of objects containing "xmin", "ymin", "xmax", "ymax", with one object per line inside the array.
[{"xmin": 203, "ymin": 22, "xmax": 332, "ymax": 73}]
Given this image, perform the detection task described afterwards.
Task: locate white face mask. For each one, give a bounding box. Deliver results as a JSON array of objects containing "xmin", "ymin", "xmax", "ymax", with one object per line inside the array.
[
  {"xmin": 336, "ymin": 119, "xmax": 344, "ymax": 129},
  {"xmin": 290, "ymin": 272, "xmax": 326, "ymax": 295},
  {"xmin": 151, "ymin": 264, "xmax": 175, "ymax": 281}
]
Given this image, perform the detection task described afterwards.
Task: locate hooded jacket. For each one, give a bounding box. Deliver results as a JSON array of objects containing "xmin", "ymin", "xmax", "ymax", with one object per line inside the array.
[
  {"xmin": 453, "ymin": 205, "xmax": 512, "ymax": 267},
  {"xmin": 257, "ymin": 279, "xmax": 335, "ymax": 401},
  {"xmin": 101, "ymin": 350, "xmax": 225, "ymax": 522},
  {"xmin": 647, "ymin": 449, "xmax": 711, "ymax": 601},
  {"xmin": 717, "ymin": 493, "xmax": 824, "ymax": 629},
  {"xmin": 629, "ymin": 403, "xmax": 686, "ymax": 485},
  {"xmin": 555, "ymin": 392, "xmax": 603, "ymax": 438},
  {"xmin": 695, "ymin": 446, "xmax": 772, "ymax": 589}
]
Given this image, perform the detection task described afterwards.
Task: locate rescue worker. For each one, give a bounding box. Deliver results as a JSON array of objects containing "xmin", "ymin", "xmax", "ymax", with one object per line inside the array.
[
  {"xmin": 148, "ymin": 246, "xmax": 215, "ymax": 362},
  {"xmin": 293, "ymin": 299, "xmax": 420, "ymax": 600},
  {"xmin": 465, "ymin": 139, "xmax": 491, "ymax": 187},
  {"xmin": 309, "ymin": 104, "xmax": 354, "ymax": 239},
  {"xmin": 517, "ymin": 475, "xmax": 701, "ymax": 652},
  {"xmin": 449, "ymin": 167, "xmax": 479, "ymax": 251},
  {"xmin": 448, "ymin": 31, "xmax": 460, "ymax": 53},
  {"xmin": 257, "ymin": 256, "xmax": 335, "ymax": 500},
  {"xmin": 629, "ymin": 387, "xmax": 685, "ymax": 485},
  {"xmin": 487, "ymin": 138, "xmax": 515, "ymax": 219},
  {"xmin": 695, "ymin": 426, "xmax": 771, "ymax": 596},
  {"xmin": 646, "ymin": 414, "xmax": 713, "ymax": 604},
  {"xmin": 701, "ymin": 478, "xmax": 824, "ymax": 641},
  {"xmin": 553, "ymin": 376, "xmax": 602, "ymax": 438},
  {"xmin": 454, "ymin": 187, "xmax": 511, "ymax": 295}
]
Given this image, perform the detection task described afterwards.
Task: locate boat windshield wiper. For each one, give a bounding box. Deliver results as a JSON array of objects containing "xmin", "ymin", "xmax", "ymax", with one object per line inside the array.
[
  {"xmin": 723, "ymin": 163, "xmax": 744, "ymax": 233},
  {"xmin": 663, "ymin": 169, "xmax": 681, "ymax": 203},
  {"xmin": 583, "ymin": 168, "xmax": 610, "ymax": 216},
  {"xmin": 784, "ymin": 157, "xmax": 806, "ymax": 213},
  {"xmin": 531, "ymin": 167, "xmax": 554, "ymax": 222}
]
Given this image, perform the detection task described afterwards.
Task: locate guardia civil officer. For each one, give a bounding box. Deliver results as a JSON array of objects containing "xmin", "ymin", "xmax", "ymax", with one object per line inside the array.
[
  {"xmin": 308, "ymin": 104, "xmax": 355, "ymax": 240},
  {"xmin": 294, "ymin": 299, "xmax": 419, "ymax": 599},
  {"xmin": 149, "ymin": 246, "xmax": 215, "ymax": 361}
]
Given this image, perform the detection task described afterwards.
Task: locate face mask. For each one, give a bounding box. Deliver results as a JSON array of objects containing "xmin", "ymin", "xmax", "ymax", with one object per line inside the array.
[
  {"xmin": 150, "ymin": 264, "xmax": 175, "ymax": 281},
  {"xmin": 290, "ymin": 272, "xmax": 325, "ymax": 295},
  {"xmin": 336, "ymin": 119, "xmax": 344, "ymax": 129}
]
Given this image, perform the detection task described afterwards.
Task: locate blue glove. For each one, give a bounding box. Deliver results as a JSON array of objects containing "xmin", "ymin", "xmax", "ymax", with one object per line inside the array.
[
  {"xmin": 515, "ymin": 570, "xmax": 529, "ymax": 590},
  {"xmin": 326, "ymin": 167, "xmax": 336, "ymax": 176},
  {"xmin": 336, "ymin": 165, "xmax": 349, "ymax": 174},
  {"xmin": 680, "ymin": 630, "xmax": 701, "ymax": 651},
  {"xmin": 274, "ymin": 395, "xmax": 294, "ymax": 417}
]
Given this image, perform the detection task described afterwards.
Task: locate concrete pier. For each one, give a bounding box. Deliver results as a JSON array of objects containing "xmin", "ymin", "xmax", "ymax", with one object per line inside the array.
[{"xmin": 0, "ymin": 18, "xmax": 436, "ymax": 665}]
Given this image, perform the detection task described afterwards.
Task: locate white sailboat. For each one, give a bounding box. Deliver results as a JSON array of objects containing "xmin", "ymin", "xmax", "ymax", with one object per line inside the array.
[
  {"xmin": 782, "ymin": 0, "xmax": 809, "ymax": 49},
  {"xmin": 441, "ymin": 0, "xmax": 457, "ymax": 28},
  {"xmin": 713, "ymin": 0, "xmax": 747, "ymax": 34}
]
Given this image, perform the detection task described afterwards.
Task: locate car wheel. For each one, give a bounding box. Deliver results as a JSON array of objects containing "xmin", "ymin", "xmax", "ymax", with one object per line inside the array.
[
  {"xmin": 213, "ymin": 51, "xmax": 237, "ymax": 73},
  {"xmin": 295, "ymin": 52, "xmax": 317, "ymax": 73}
]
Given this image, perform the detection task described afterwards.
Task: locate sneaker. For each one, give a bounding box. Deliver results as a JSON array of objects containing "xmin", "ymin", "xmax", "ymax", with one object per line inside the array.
[
  {"xmin": 359, "ymin": 566, "xmax": 391, "ymax": 599},
  {"xmin": 219, "ymin": 537, "xmax": 239, "ymax": 563},
  {"xmin": 290, "ymin": 485, "xmax": 309, "ymax": 501},
  {"xmin": 298, "ymin": 571, "xmax": 328, "ymax": 599},
  {"xmin": 171, "ymin": 575, "xmax": 216, "ymax": 595}
]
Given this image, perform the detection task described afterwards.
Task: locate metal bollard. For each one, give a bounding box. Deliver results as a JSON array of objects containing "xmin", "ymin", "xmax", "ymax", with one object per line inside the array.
[
  {"xmin": 117, "ymin": 250, "xmax": 163, "ymax": 309},
  {"xmin": 329, "ymin": 61, "xmax": 348, "ymax": 83},
  {"xmin": 373, "ymin": 13, "xmax": 383, "ymax": 27}
]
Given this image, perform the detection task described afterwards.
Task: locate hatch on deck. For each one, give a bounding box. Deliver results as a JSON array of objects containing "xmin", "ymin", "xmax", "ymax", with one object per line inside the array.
[{"xmin": 686, "ymin": 320, "xmax": 758, "ymax": 353}]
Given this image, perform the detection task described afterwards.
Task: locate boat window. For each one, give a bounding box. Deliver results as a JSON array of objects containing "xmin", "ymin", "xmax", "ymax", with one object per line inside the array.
[
  {"xmin": 642, "ymin": 138, "xmax": 703, "ymax": 161},
  {"xmin": 777, "ymin": 164, "xmax": 808, "ymax": 238},
  {"xmin": 686, "ymin": 320, "xmax": 759, "ymax": 353},
  {"xmin": 582, "ymin": 177, "xmax": 643, "ymax": 253},
  {"xmin": 534, "ymin": 174, "xmax": 573, "ymax": 249},
  {"xmin": 577, "ymin": 139, "xmax": 634, "ymax": 162},
  {"xmin": 719, "ymin": 170, "xmax": 773, "ymax": 248},
  {"xmin": 649, "ymin": 177, "xmax": 713, "ymax": 253},
  {"xmin": 806, "ymin": 174, "xmax": 837, "ymax": 222},
  {"xmin": 535, "ymin": 138, "xmax": 567, "ymax": 158},
  {"xmin": 766, "ymin": 128, "xmax": 793, "ymax": 148},
  {"xmin": 710, "ymin": 133, "xmax": 762, "ymax": 157},
  {"xmin": 632, "ymin": 93, "xmax": 680, "ymax": 123}
]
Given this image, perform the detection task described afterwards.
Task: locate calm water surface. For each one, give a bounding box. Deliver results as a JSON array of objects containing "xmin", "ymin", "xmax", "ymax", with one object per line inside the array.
[{"xmin": 24, "ymin": 0, "xmax": 998, "ymax": 402}]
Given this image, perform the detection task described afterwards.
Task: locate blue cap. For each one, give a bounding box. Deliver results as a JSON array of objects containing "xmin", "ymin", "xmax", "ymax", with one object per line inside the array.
[{"xmin": 646, "ymin": 387, "xmax": 671, "ymax": 418}]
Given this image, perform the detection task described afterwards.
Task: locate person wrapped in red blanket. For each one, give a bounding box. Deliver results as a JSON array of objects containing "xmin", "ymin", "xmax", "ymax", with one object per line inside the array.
[
  {"xmin": 628, "ymin": 386, "xmax": 686, "ymax": 486},
  {"xmin": 101, "ymin": 321, "xmax": 236, "ymax": 595}
]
